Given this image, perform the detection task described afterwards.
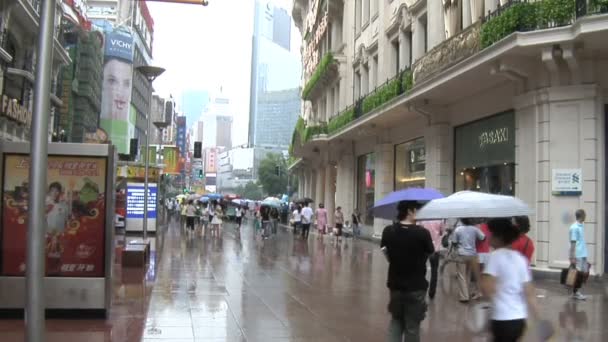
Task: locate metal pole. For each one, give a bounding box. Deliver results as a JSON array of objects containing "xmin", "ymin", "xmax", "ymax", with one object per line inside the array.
[
  {"xmin": 143, "ymin": 101, "xmax": 151, "ymax": 241},
  {"xmin": 26, "ymin": 0, "xmax": 55, "ymax": 340}
]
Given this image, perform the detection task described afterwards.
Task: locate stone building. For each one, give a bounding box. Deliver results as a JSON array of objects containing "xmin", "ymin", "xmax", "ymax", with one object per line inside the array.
[{"xmin": 290, "ymin": 0, "xmax": 608, "ymax": 274}]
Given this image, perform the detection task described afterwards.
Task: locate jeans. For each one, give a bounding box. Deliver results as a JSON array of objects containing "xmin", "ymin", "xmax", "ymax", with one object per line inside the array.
[
  {"xmin": 353, "ymin": 223, "xmax": 360, "ymax": 237},
  {"xmin": 428, "ymin": 252, "xmax": 440, "ymax": 298},
  {"xmin": 301, "ymin": 223, "xmax": 310, "ymax": 239},
  {"xmin": 387, "ymin": 290, "xmax": 427, "ymax": 342},
  {"xmin": 490, "ymin": 319, "xmax": 526, "ymax": 342}
]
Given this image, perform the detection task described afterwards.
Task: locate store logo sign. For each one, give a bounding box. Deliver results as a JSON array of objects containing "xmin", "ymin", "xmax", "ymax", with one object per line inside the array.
[
  {"xmin": 478, "ymin": 127, "xmax": 509, "ymax": 149},
  {"xmin": 1, "ymin": 95, "xmax": 32, "ymax": 127}
]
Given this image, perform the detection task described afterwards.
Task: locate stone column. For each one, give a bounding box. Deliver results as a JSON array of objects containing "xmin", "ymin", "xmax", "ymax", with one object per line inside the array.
[
  {"xmin": 373, "ymin": 143, "xmax": 394, "ymax": 237},
  {"xmin": 297, "ymin": 171, "xmax": 304, "ymax": 198},
  {"xmin": 424, "ymin": 121, "xmax": 453, "ymax": 195},
  {"xmin": 463, "ymin": 0, "xmax": 472, "ymax": 28},
  {"xmin": 427, "ymin": 0, "xmax": 446, "ymax": 50},
  {"xmin": 325, "ymin": 163, "xmax": 336, "ymax": 228},
  {"xmin": 315, "ymin": 165, "xmax": 326, "ymax": 208},
  {"xmin": 336, "ymin": 153, "xmax": 356, "ymax": 220}
]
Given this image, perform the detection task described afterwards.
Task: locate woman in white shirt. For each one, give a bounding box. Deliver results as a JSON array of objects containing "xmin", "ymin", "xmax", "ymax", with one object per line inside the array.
[
  {"xmin": 292, "ymin": 205, "xmax": 302, "ymax": 235},
  {"xmin": 481, "ymin": 218, "xmax": 540, "ymax": 342}
]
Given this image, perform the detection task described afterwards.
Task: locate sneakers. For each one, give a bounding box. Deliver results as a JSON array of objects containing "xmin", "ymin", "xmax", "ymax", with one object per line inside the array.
[{"xmin": 572, "ymin": 292, "xmax": 587, "ymax": 300}]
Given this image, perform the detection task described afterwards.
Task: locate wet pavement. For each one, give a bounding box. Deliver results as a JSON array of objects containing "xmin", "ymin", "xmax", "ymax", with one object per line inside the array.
[{"xmin": 0, "ymin": 218, "xmax": 607, "ymax": 341}]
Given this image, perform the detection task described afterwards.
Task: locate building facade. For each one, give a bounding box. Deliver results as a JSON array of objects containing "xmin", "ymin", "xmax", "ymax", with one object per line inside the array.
[
  {"xmin": 0, "ymin": 0, "xmax": 70, "ymax": 142},
  {"xmin": 249, "ymin": 0, "xmax": 302, "ymax": 153},
  {"xmin": 290, "ymin": 0, "xmax": 608, "ymax": 274}
]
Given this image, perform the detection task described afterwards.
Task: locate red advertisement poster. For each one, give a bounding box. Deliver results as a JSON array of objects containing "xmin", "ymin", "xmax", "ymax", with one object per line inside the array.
[{"xmin": 1, "ymin": 155, "xmax": 107, "ymax": 277}]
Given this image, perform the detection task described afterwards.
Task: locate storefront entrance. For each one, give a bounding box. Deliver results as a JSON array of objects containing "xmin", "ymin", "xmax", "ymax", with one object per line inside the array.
[{"xmin": 454, "ymin": 111, "xmax": 515, "ymax": 195}]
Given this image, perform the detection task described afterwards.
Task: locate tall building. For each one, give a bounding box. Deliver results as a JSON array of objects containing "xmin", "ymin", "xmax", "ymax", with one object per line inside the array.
[
  {"xmin": 0, "ymin": 0, "xmax": 70, "ymax": 142},
  {"xmin": 290, "ymin": 0, "xmax": 608, "ymax": 274},
  {"xmin": 248, "ymin": 1, "xmax": 301, "ymax": 152},
  {"xmin": 216, "ymin": 115, "xmax": 232, "ymax": 150},
  {"xmin": 200, "ymin": 92, "xmax": 232, "ymax": 149},
  {"xmin": 195, "ymin": 120, "xmax": 204, "ymax": 143},
  {"xmin": 181, "ymin": 90, "xmax": 209, "ymax": 129}
]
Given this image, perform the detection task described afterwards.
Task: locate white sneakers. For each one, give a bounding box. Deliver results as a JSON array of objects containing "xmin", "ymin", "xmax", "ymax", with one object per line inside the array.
[{"xmin": 572, "ymin": 292, "xmax": 587, "ymax": 300}]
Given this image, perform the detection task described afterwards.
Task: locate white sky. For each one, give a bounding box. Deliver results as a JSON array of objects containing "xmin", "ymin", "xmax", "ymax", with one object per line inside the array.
[{"xmin": 148, "ymin": 0, "xmax": 300, "ymax": 148}]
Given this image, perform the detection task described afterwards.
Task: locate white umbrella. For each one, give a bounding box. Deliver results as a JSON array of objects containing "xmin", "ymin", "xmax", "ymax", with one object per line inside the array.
[{"xmin": 416, "ymin": 191, "xmax": 532, "ymax": 220}]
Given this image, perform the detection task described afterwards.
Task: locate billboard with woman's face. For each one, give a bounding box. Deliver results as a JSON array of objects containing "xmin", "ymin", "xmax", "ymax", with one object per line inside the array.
[{"xmin": 98, "ymin": 26, "xmax": 135, "ymax": 154}]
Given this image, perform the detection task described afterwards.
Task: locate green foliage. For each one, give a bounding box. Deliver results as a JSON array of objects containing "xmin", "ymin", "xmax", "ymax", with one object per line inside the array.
[
  {"xmin": 235, "ymin": 181, "xmax": 263, "ymax": 201},
  {"xmin": 302, "ymin": 123, "xmax": 327, "ymax": 142},
  {"xmin": 362, "ymin": 76, "xmax": 401, "ymax": 114},
  {"xmin": 480, "ymin": 0, "xmax": 579, "ymax": 49},
  {"xmin": 538, "ymin": 0, "xmax": 575, "ymax": 27},
  {"xmin": 591, "ymin": 0, "xmax": 608, "ymax": 10},
  {"xmin": 327, "ymin": 108, "xmax": 355, "ymax": 135},
  {"xmin": 257, "ymin": 153, "xmax": 288, "ymax": 197},
  {"xmin": 302, "ymin": 53, "xmax": 335, "ymax": 100},
  {"xmin": 402, "ymin": 69, "xmax": 413, "ymax": 93}
]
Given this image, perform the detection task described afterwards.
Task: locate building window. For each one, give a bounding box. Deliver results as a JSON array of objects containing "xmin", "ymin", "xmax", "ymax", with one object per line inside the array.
[
  {"xmin": 355, "ymin": 0, "xmax": 362, "ymax": 33},
  {"xmin": 334, "ymin": 82, "xmax": 340, "ymax": 113},
  {"xmin": 371, "ymin": 0, "xmax": 378, "ymax": 18},
  {"xmin": 454, "ymin": 111, "xmax": 515, "ymax": 195},
  {"xmin": 394, "ymin": 137, "xmax": 425, "ymax": 190},
  {"xmin": 392, "ymin": 39, "xmax": 400, "ymax": 75},
  {"xmin": 362, "ymin": 64, "xmax": 369, "ymax": 95},
  {"xmin": 407, "ymin": 30, "xmax": 413, "ymax": 67},
  {"xmin": 363, "ymin": 0, "xmax": 370, "ymax": 25},
  {"xmin": 357, "ymin": 153, "xmax": 375, "ymax": 226},
  {"xmin": 355, "ymin": 71, "xmax": 361, "ymax": 99},
  {"xmin": 372, "ymin": 55, "xmax": 378, "ymax": 89}
]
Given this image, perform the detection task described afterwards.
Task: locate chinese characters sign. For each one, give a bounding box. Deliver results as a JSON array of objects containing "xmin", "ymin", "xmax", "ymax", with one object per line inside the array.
[
  {"xmin": 127, "ymin": 183, "xmax": 157, "ymax": 219},
  {"xmin": 1, "ymin": 155, "xmax": 107, "ymax": 277}
]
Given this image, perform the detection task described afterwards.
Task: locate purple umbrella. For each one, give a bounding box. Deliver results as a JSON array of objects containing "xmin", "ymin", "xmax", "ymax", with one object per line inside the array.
[{"xmin": 373, "ymin": 188, "xmax": 444, "ymax": 220}]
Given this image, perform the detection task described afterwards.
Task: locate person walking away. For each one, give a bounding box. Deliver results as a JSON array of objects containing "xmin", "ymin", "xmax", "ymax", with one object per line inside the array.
[
  {"xmin": 236, "ymin": 206, "xmax": 243, "ymax": 229},
  {"xmin": 270, "ymin": 207, "xmax": 279, "ymax": 235},
  {"xmin": 301, "ymin": 203, "xmax": 313, "ymax": 239},
  {"xmin": 476, "ymin": 220, "xmax": 492, "ymax": 272},
  {"xmin": 481, "ymin": 218, "xmax": 541, "ymax": 342},
  {"xmin": 452, "ymin": 218, "xmax": 485, "ymax": 303},
  {"xmin": 419, "ymin": 220, "xmax": 445, "ymax": 299},
  {"xmin": 352, "ymin": 209, "xmax": 362, "ymax": 238},
  {"xmin": 200, "ymin": 205, "xmax": 209, "ymax": 235},
  {"xmin": 334, "ymin": 206, "xmax": 345, "ymax": 244},
  {"xmin": 186, "ymin": 200, "xmax": 196, "ymax": 233},
  {"xmin": 569, "ymin": 209, "xmax": 589, "ymax": 300},
  {"xmin": 381, "ymin": 201, "xmax": 434, "ymax": 342},
  {"xmin": 292, "ymin": 205, "xmax": 302, "ymax": 236},
  {"xmin": 211, "ymin": 203, "xmax": 223, "ymax": 237},
  {"xmin": 260, "ymin": 206, "xmax": 271, "ymax": 239},
  {"xmin": 315, "ymin": 203, "xmax": 328, "ymax": 237},
  {"xmin": 511, "ymin": 216, "xmax": 535, "ymax": 264},
  {"xmin": 180, "ymin": 200, "xmax": 187, "ymax": 230}
]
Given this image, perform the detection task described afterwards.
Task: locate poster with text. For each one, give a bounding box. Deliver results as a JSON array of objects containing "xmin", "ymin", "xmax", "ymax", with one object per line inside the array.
[{"xmin": 1, "ymin": 155, "xmax": 107, "ymax": 277}]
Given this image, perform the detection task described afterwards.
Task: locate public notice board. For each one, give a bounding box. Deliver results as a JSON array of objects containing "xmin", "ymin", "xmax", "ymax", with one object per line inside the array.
[
  {"xmin": 1, "ymin": 154, "xmax": 107, "ymax": 277},
  {"xmin": 127, "ymin": 183, "xmax": 157, "ymax": 219}
]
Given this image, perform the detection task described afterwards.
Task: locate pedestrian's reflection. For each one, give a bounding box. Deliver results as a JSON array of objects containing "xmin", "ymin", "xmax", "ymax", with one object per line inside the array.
[{"xmin": 559, "ymin": 301, "xmax": 588, "ymax": 341}]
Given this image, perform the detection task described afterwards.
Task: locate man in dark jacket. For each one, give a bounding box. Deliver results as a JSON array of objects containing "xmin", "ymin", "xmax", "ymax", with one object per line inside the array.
[{"xmin": 381, "ymin": 201, "xmax": 434, "ymax": 342}]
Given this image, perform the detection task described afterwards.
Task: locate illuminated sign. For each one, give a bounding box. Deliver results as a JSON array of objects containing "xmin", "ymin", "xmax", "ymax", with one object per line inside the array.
[{"xmin": 126, "ymin": 183, "xmax": 157, "ymax": 219}]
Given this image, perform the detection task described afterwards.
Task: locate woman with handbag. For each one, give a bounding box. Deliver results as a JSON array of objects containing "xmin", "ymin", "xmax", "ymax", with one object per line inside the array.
[{"xmin": 480, "ymin": 218, "xmax": 543, "ymax": 342}]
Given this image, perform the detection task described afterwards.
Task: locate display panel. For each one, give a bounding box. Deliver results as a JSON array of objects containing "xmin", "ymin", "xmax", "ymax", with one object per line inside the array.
[
  {"xmin": 1, "ymin": 154, "xmax": 107, "ymax": 277},
  {"xmin": 126, "ymin": 183, "xmax": 157, "ymax": 219}
]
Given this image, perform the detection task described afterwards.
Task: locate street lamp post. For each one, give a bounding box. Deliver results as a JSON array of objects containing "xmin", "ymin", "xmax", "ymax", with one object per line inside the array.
[{"xmin": 135, "ymin": 66, "xmax": 165, "ymax": 241}]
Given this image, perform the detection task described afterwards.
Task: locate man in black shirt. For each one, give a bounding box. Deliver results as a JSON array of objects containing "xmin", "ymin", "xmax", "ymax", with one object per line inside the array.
[{"xmin": 381, "ymin": 200, "xmax": 434, "ymax": 342}]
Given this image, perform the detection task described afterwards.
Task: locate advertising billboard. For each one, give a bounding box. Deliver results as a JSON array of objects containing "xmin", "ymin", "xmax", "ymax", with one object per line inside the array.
[
  {"xmin": 1, "ymin": 155, "xmax": 107, "ymax": 277},
  {"xmin": 205, "ymin": 148, "xmax": 217, "ymax": 173},
  {"xmin": 176, "ymin": 116, "xmax": 187, "ymax": 157},
  {"xmin": 162, "ymin": 147, "xmax": 179, "ymax": 174},
  {"xmin": 98, "ymin": 23, "xmax": 135, "ymax": 154}
]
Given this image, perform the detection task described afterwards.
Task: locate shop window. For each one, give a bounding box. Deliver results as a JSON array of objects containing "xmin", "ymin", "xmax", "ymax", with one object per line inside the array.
[
  {"xmin": 357, "ymin": 153, "xmax": 375, "ymax": 225},
  {"xmin": 454, "ymin": 111, "xmax": 515, "ymax": 195},
  {"xmin": 395, "ymin": 137, "xmax": 425, "ymax": 190}
]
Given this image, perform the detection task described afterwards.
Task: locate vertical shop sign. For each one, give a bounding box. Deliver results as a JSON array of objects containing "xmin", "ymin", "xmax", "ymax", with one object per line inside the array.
[
  {"xmin": 1, "ymin": 155, "xmax": 107, "ymax": 277},
  {"xmin": 163, "ymin": 147, "xmax": 179, "ymax": 174}
]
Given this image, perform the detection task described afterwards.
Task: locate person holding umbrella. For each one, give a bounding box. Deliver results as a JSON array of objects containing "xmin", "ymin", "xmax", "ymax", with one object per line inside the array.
[{"xmin": 381, "ymin": 201, "xmax": 434, "ymax": 342}]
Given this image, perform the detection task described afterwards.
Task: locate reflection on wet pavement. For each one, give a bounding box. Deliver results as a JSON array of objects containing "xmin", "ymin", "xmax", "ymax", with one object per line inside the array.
[{"xmin": 0, "ymin": 218, "xmax": 607, "ymax": 341}]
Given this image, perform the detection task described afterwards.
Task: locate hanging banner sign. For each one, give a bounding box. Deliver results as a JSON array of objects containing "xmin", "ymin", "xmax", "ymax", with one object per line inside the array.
[{"xmin": 163, "ymin": 147, "xmax": 179, "ymax": 174}]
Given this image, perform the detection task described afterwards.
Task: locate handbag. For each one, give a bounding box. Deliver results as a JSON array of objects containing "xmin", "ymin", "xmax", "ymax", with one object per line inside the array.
[
  {"xmin": 466, "ymin": 301, "xmax": 492, "ymax": 334},
  {"xmin": 560, "ymin": 266, "xmax": 578, "ymax": 287}
]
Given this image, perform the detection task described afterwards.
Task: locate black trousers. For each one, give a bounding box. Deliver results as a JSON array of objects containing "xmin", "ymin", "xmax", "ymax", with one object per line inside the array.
[
  {"xmin": 301, "ymin": 223, "xmax": 310, "ymax": 238},
  {"xmin": 428, "ymin": 252, "xmax": 440, "ymax": 298},
  {"xmin": 490, "ymin": 319, "xmax": 526, "ymax": 342}
]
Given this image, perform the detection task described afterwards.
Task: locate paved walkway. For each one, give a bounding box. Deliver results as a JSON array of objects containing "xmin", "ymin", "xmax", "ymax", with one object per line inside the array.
[{"xmin": 0, "ymin": 218, "xmax": 606, "ymax": 341}]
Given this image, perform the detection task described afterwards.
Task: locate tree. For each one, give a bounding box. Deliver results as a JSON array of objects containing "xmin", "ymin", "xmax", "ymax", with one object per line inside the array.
[
  {"xmin": 235, "ymin": 181, "xmax": 263, "ymax": 200},
  {"xmin": 258, "ymin": 153, "xmax": 288, "ymax": 196}
]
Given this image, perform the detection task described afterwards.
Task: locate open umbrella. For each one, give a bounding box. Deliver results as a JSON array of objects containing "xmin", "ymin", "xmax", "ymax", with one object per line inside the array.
[
  {"xmin": 199, "ymin": 196, "xmax": 209, "ymax": 203},
  {"xmin": 206, "ymin": 193, "xmax": 222, "ymax": 200},
  {"xmin": 261, "ymin": 197, "xmax": 282, "ymax": 208},
  {"xmin": 373, "ymin": 188, "xmax": 444, "ymax": 220},
  {"xmin": 294, "ymin": 197, "xmax": 314, "ymax": 204},
  {"xmin": 416, "ymin": 191, "xmax": 532, "ymax": 220}
]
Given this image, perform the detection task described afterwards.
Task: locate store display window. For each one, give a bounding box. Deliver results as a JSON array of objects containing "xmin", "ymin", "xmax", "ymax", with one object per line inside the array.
[
  {"xmin": 357, "ymin": 153, "xmax": 375, "ymax": 225},
  {"xmin": 454, "ymin": 111, "xmax": 515, "ymax": 195},
  {"xmin": 394, "ymin": 137, "xmax": 425, "ymax": 190}
]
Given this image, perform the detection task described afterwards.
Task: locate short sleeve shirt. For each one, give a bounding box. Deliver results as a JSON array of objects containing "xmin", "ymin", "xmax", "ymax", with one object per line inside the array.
[
  {"xmin": 569, "ymin": 222, "xmax": 588, "ymax": 258},
  {"xmin": 452, "ymin": 225, "xmax": 485, "ymax": 256},
  {"xmin": 484, "ymin": 248, "xmax": 531, "ymax": 321}
]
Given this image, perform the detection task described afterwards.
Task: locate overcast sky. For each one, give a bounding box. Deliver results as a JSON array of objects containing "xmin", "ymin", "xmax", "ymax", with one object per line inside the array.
[{"xmin": 148, "ymin": 0, "xmax": 299, "ymax": 147}]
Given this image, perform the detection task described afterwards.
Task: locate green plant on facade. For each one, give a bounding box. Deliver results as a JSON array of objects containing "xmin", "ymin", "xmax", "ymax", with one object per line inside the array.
[
  {"xmin": 327, "ymin": 108, "xmax": 354, "ymax": 134},
  {"xmin": 480, "ymin": 0, "xmax": 583, "ymax": 49},
  {"xmin": 302, "ymin": 52, "xmax": 335, "ymax": 100},
  {"xmin": 362, "ymin": 75, "xmax": 401, "ymax": 114}
]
